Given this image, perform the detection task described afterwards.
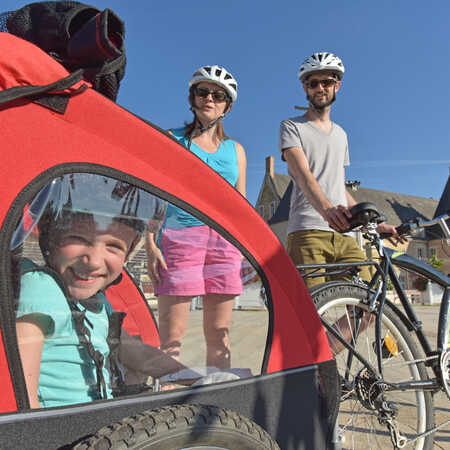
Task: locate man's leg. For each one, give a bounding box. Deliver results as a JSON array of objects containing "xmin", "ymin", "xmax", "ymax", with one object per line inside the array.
[
  {"xmin": 287, "ymin": 230, "xmax": 333, "ymax": 290},
  {"xmin": 328, "ymin": 234, "xmax": 372, "ymax": 353},
  {"xmin": 334, "ymin": 234, "xmax": 371, "ymax": 283}
]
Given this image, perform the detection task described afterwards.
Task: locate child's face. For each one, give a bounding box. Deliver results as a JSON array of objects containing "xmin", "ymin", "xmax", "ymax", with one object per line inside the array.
[{"xmin": 49, "ymin": 218, "xmax": 137, "ymax": 300}]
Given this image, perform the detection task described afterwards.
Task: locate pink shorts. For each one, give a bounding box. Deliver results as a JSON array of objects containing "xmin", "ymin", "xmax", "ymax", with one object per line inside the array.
[{"xmin": 155, "ymin": 225, "xmax": 243, "ymax": 296}]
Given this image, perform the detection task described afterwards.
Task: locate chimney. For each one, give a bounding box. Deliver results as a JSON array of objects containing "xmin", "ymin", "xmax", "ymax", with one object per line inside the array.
[
  {"xmin": 266, "ymin": 156, "xmax": 274, "ymax": 179},
  {"xmin": 345, "ymin": 180, "xmax": 360, "ymax": 191}
]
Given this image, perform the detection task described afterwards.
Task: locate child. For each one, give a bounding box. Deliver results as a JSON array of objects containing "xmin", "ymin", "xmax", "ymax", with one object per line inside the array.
[{"xmin": 15, "ymin": 173, "xmax": 188, "ymax": 408}]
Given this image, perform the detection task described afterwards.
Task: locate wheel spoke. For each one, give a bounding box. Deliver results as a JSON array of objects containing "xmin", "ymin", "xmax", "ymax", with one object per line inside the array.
[{"xmin": 314, "ymin": 285, "xmax": 434, "ymax": 450}]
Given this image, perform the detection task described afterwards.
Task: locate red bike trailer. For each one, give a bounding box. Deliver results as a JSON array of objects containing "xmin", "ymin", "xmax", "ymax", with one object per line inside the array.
[{"xmin": 0, "ymin": 32, "xmax": 338, "ymax": 449}]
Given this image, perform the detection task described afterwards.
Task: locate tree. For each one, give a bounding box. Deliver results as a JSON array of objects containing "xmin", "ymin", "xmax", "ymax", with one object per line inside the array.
[{"xmin": 428, "ymin": 253, "xmax": 444, "ymax": 273}]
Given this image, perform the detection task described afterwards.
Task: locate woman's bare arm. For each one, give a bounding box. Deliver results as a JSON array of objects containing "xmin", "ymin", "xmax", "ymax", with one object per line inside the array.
[{"xmin": 235, "ymin": 142, "xmax": 247, "ymax": 197}]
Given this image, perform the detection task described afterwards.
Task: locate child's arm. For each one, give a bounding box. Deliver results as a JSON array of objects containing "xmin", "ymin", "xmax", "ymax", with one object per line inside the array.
[
  {"xmin": 16, "ymin": 317, "xmax": 44, "ymax": 408},
  {"xmin": 119, "ymin": 330, "xmax": 194, "ymax": 379}
]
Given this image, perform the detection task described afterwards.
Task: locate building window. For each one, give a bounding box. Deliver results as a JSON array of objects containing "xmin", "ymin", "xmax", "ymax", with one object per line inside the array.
[
  {"xmin": 429, "ymin": 248, "xmax": 436, "ymax": 257},
  {"xmin": 417, "ymin": 247, "xmax": 423, "ymax": 259},
  {"xmin": 416, "ymin": 229, "xmax": 425, "ymax": 239},
  {"xmin": 258, "ymin": 204, "xmax": 265, "ymax": 217},
  {"xmin": 270, "ymin": 201, "xmax": 277, "ymax": 217}
]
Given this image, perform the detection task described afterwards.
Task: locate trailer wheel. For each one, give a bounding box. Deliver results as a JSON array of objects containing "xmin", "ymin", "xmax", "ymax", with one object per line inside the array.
[{"xmin": 73, "ymin": 403, "xmax": 280, "ymax": 450}]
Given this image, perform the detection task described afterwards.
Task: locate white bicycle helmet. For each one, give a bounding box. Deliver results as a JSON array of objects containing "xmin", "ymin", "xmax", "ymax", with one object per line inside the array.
[
  {"xmin": 298, "ymin": 52, "xmax": 345, "ymax": 81},
  {"xmin": 189, "ymin": 65, "xmax": 238, "ymax": 102}
]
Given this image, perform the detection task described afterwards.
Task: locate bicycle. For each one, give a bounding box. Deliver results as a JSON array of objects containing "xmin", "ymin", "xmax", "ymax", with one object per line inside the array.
[{"xmin": 297, "ymin": 203, "xmax": 450, "ymax": 450}]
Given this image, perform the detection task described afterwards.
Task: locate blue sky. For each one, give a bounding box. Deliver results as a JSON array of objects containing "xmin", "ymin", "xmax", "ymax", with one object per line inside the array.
[{"xmin": 3, "ymin": 1, "xmax": 450, "ymax": 207}]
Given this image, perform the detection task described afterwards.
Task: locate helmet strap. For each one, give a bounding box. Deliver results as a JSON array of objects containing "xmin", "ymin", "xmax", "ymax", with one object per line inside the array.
[{"xmin": 187, "ymin": 102, "xmax": 230, "ymax": 149}]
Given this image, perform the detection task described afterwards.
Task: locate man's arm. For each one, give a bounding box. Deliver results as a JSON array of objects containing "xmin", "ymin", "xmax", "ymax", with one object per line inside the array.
[
  {"xmin": 345, "ymin": 186, "xmax": 357, "ymax": 208},
  {"xmin": 283, "ymin": 146, "xmax": 351, "ymax": 231}
]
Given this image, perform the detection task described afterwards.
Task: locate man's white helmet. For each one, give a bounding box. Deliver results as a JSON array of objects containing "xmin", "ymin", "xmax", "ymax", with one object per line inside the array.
[
  {"xmin": 189, "ymin": 65, "xmax": 238, "ymax": 102},
  {"xmin": 298, "ymin": 52, "xmax": 345, "ymax": 81}
]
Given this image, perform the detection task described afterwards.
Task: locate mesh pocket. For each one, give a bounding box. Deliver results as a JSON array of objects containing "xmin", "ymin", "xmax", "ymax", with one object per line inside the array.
[{"xmin": 0, "ymin": 11, "xmax": 12, "ymax": 32}]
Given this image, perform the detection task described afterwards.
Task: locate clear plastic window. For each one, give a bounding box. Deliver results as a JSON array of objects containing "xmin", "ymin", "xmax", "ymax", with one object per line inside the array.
[{"xmin": 11, "ymin": 173, "xmax": 268, "ymax": 408}]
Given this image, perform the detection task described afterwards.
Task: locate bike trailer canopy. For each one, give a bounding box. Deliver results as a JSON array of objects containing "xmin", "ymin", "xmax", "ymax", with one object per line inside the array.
[{"xmin": 0, "ymin": 29, "xmax": 337, "ymax": 450}]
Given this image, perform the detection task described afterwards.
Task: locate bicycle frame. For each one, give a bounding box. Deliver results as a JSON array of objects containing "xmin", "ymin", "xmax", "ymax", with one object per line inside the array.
[{"xmin": 299, "ymin": 242, "xmax": 450, "ymax": 394}]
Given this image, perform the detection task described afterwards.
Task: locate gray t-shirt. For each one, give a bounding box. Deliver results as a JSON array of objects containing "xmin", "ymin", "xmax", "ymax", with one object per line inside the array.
[{"xmin": 279, "ymin": 115, "xmax": 350, "ymax": 234}]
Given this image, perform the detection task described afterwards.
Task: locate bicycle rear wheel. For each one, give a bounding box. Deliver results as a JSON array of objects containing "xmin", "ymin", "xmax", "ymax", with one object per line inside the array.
[{"xmin": 312, "ymin": 282, "xmax": 435, "ymax": 450}]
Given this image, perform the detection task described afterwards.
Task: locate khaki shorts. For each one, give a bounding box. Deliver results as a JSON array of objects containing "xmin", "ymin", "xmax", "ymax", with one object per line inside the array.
[{"xmin": 287, "ymin": 229, "xmax": 371, "ymax": 289}]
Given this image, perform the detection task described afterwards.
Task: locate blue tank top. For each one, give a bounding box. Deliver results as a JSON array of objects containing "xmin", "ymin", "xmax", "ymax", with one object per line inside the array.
[{"xmin": 164, "ymin": 127, "xmax": 239, "ymax": 229}]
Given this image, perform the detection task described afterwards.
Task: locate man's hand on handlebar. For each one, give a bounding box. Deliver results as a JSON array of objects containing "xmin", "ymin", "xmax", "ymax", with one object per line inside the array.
[
  {"xmin": 376, "ymin": 223, "xmax": 408, "ymax": 246},
  {"xmin": 324, "ymin": 205, "xmax": 352, "ymax": 232}
]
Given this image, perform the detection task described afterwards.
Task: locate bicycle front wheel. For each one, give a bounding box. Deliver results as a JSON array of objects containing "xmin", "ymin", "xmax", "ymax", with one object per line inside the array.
[{"xmin": 312, "ymin": 282, "xmax": 435, "ymax": 450}]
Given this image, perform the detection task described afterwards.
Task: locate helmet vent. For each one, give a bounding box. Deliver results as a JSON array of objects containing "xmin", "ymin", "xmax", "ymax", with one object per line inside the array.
[
  {"xmin": 298, "ymin": 52, "xmax": 345, "ymax": 81},
  {"xmin": 188, "ymin": 65, "xmax": 238, "ymax": 102}
]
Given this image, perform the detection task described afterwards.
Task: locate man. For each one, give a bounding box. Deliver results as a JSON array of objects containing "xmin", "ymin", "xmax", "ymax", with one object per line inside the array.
[{"xmin": 279, "ymin": 52, "xmax": 404, "ymax": 288}]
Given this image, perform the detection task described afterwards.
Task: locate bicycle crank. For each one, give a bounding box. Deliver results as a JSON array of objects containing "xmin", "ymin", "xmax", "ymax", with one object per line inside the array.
[{"xmin": 355, "ymin": 367, "xmax": 382, "ymax": 409}]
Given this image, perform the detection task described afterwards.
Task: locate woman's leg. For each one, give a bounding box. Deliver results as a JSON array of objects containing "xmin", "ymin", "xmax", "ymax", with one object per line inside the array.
[
  {"xmin": 202, "ymin": 294, "xmax": 235, "ymax": 369},
  {"xmin": 157, "ymin": 295, "xmax": 193, "ymax": 361}
]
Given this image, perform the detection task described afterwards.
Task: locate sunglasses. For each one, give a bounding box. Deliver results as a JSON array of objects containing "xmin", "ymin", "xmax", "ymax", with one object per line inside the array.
[
  {"xmin": 305, "ymin": 78, "xmax": 337, "ymax": 89},
  {"xmin": 194, "ymin": 86, "xmax": 229, "ymax": 102}
]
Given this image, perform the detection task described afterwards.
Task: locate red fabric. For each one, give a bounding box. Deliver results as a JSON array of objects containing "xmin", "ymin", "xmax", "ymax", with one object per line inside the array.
[
  {"xmin": 106, "ymin": 271, "xmax": 160, "ymax": 348},
  {"xmin": 0, "ymin": 33, "xmax": 332, "ymax": 412},
  {"xmin": 0, "ymin": 33, "xmax": 89, "ymax": 93}
]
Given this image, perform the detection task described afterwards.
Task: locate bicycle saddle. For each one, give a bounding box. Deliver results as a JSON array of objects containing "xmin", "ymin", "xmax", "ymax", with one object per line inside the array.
[{"xmin": 348, "ymin": 202, "xmax": 386, "ymax": 230}]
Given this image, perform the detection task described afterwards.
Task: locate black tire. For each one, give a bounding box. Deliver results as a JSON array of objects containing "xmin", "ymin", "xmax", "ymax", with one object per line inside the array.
[
  {"xmin": 73, "ymin": 404, "xmax": 280, "ymax": 450},
  {"xmin": 311, "ymin": 282, "xmax": 435, "ymax": 450}
]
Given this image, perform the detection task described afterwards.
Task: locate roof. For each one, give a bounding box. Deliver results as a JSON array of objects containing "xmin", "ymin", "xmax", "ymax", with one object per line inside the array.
[
  {"xmin": 350, "ymin": 187, "xmax": 439, "ymax": 226},
  {"xmin": 268, "ymin": 181, "xmax": 292, "ymax": 224},
  {"xmin": 433, "ymin": 175, "xmax": 450, "ymax": 218},
  {"xmin": 429, "ymin": 175, "xmax": 450, "ymax": 239},
  {"xmin": 269, "ymin": 182, "xmax": 440, "ymax": 227},
  {"xmin": 272, "ymin": 173, "xmax": 291, "ymax": 199}
]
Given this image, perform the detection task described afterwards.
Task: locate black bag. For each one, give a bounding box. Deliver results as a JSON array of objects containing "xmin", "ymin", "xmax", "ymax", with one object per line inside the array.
[{"xmin": 5, "ymin": 1, "xmax": 126, "ymax": 101}]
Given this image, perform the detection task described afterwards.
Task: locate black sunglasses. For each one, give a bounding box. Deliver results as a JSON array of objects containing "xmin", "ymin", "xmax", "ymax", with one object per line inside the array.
[
  {"xmin": 306, "ymin": 78, "xmax": 337, "ymax": 89},
  {"xmin": 193, "ymin": 86, "xmax": 229, "ymax": 102}
]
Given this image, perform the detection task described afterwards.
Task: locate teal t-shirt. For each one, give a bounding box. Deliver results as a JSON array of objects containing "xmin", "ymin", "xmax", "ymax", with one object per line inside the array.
[
  {"xmin": 164, "ymin": 127, "xmax": 239, "ymax": 229},
  {"xmin": 17, "ymin": 266, "xmax": 113, "ymax": 407}
]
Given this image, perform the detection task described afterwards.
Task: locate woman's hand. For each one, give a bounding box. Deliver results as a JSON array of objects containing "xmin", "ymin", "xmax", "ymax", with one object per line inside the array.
[{"xmin": 146, "ymin": 240, "xmax": 167, "ymax": 287}]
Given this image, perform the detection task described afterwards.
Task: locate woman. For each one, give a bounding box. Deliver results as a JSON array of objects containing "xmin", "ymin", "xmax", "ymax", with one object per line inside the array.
[{"xmin": 147, "ymin": 65, "xmax": 247, "ymax": 370}]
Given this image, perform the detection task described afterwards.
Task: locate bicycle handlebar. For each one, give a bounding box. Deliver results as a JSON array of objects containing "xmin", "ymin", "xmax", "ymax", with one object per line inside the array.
[{"xmin": 378, "ymin": 212, "xmax": 450, "ymax": 240}]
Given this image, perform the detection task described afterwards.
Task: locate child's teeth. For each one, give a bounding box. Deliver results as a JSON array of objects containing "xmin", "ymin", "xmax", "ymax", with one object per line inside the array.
[{"xmin": 74, "ymin": 271, "xmax": 94, "ymax": 280}]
